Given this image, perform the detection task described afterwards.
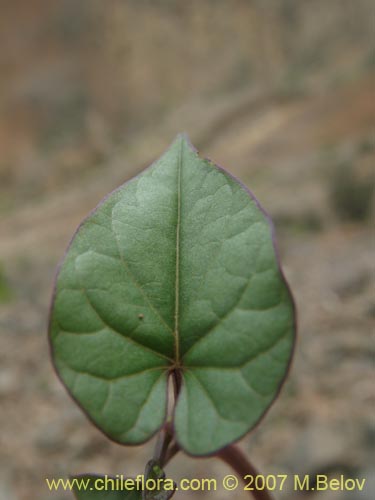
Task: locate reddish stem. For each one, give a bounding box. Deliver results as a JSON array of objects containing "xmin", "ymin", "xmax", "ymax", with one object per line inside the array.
[
  {"xmin": 153, "ymin": 422, "xmax": 174, "ymax": 467},
  {"xmin": 163, "ymin": 442, "xmax": 180, "ymax": 466},
  {"xmin": 217, "ymin": 445, "xmax": 274, "ymax": 500},
  {"xmin": 172, "ymin": 369, "xmax": 182, "ymax": 400}
]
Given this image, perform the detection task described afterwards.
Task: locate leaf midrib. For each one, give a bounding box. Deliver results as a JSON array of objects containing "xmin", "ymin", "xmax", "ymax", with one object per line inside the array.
[{"xmin": 174, "ymin": 138, "xmax": 183, "ymax": 366}]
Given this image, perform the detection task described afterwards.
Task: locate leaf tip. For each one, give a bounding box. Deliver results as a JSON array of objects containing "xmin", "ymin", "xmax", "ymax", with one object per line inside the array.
[{"xmin": 173, "ymin": 132, "xmax": 196, "ymax": 152}]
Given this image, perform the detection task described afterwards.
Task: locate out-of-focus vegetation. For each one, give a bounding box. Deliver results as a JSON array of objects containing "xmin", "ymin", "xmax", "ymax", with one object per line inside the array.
[
  {"xmin": 329, "ymin": 159, "xmax": 374, "ymax": 221},
  {"xmin": 0, "ymin": 263, "xmax": 13, "ymax": 303}
]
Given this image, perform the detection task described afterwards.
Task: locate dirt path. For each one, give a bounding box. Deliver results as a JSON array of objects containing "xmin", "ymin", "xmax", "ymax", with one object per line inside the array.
[{"xmin": 1, "ymin": 75, "xmax": 373, "ymax": 261}]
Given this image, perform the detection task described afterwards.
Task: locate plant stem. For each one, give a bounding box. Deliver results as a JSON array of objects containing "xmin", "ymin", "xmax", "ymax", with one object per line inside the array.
[
  {"xmin": 153, "ymin": 422, "xmax": 174, "ymax": 467},
  {"xmin": 164, "ymin": 442, "xmax": 180, "ymax": 466},
  {"xmin": 152, "ymin": 370, "xmax": 183, "ymax": 468},
  {"xmin": 217, "ymin": 445, "xmax": 274, "ymax": 500},
  {"xmin": 172, "ymin": 369, "xmax": 182, "ymax": 400}
]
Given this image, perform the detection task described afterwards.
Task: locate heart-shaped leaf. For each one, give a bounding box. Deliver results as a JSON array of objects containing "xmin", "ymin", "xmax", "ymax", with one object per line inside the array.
[
  {"xmin": 72, "ymin": 474, "xmax": 140, "ymax": 499},
  {"xmin": 49, "ymin": 134, "xmax": 295, "ymax": 455}
]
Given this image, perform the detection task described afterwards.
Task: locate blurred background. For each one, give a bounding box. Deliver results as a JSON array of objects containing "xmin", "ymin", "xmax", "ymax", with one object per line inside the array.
[{"xmin": 0, "ymin": 1, "xmax": 374, "ymax": 499}]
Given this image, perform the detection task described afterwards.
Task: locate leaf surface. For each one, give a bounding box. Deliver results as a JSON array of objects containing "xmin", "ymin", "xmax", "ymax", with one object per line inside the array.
[{"xmin": 49, "ymin": 135, "xmax": 295, "ymax": 455}]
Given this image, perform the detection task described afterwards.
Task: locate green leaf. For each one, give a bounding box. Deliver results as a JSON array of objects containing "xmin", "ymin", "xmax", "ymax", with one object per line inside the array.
[
  {"xmin": 143, "ymin": 460, "xmax": 176, "ymax": 500},
  {"xmin": 49, "ymin": 134, "xmax": 295, "ymax": 455},
  {"xmin": 72, "ymin": 475, "xmax": 140, "ymax": 500}
]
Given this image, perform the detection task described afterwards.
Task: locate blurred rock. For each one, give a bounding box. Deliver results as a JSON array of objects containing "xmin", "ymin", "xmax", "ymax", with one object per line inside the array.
[
  {"xmin": 33, "ymin": 422, "xmax": 67, "ymax": 453},
  {"xmin": 0, "ymin": 370, "xmax": 18, "ymax": 397},
  {"xmin": 334, "ymin": 270, "xmax": 371, "ymax": 298},
  {"xmin": 284, "ymin": 423, "xmax": 358, "ymax": 475}
]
